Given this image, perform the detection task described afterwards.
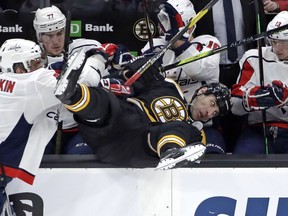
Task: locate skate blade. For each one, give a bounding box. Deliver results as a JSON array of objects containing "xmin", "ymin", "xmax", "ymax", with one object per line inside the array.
[
  {"xmin": 54, "ymin": 48, "xmax": 86, "ymax": 97},
  {"xmin": 155, "ymin": 144, "xmax": 206, "ymax": 171}
]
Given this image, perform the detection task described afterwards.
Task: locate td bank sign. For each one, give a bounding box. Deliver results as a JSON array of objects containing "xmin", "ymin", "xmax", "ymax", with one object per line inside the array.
[{"xmin": 70, "ymin": 20, "xmax": 114, "ymax": 37}]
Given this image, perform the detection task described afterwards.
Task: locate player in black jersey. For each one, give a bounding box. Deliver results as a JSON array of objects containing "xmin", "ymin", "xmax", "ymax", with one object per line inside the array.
[{"xmin": 54, "ymin": 48, "xmax": 232, "ymax": 170}]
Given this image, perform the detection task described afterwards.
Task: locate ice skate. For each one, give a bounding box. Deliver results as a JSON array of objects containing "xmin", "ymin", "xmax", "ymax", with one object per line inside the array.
[
  {"xmin": 155, "ymin": 142, "xmax": 206, "ymax": 170},
  {"xmin": 54, "ymin": 48, "xmax": 87, "ymax": 103}
]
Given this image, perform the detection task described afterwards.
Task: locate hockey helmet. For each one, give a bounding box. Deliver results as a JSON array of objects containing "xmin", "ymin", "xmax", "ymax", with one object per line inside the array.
[
  {"xmin": 267, "ymin": 11, "xmax": 288, "ymax": 40},
  {"xmin": 33, "ymin": 5, "xmax": 66, "ymax": 40},
  {"xmin": 193, "ymin": 82, "xmax": 232, "ymax": 116},
  {"xmin": 0, "ymin": 39, "xmax": 44, "ymax": 73}
]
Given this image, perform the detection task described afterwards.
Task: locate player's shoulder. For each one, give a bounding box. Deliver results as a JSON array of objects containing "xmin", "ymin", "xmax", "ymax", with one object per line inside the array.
[
  {"xmin": 30, "ymin": 68, "xmax": 57, "ymax": 83},
  {"xmin": 164, "ymin": 78, "xmax": 186, "ymax": 99},
  {"xmin": 69, "ymin": 38, "xmax": 102, "ymax": 55},
  {"xmin": 192, "ymin": 34, "xmax": 221, "ymax": 49},
  {"xmin": 141, "ymin": 37, "xmax": 166, "ymax": 54}
]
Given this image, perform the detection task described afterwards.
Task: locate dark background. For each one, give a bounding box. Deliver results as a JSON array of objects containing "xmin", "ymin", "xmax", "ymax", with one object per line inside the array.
[{"xmin": 0, "ymin": 0, "xmax": 160, "ymax": 55}]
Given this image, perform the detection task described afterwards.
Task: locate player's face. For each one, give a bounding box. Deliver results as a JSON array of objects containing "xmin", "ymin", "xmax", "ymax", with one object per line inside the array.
[
  {"xmin": 40, "ymin": 28, "xmax": 65, "ymax": 56},
  {"xmin": 270, "ymin": 38, "xmax": 288, "ymax": 60},
  {"xmin": 189, "ymin": 88, "xmax": 220, "ymax": 122}
]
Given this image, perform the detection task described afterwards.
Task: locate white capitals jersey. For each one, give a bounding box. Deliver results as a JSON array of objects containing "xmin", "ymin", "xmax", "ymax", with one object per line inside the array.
[
  {"xmin": 0, "ymin": 68, "xmax": 64, "ymax": 184},
  {"xmin": 142, "ymin": 35, "xmax": 221, "ymax": 103},
  {"xmin": 231, "ymin": 47, "xmax": 288, "ymax": 126},
  {"xmin": 47, "ymin": 38, "xmax": 109, "ymax": 129}
]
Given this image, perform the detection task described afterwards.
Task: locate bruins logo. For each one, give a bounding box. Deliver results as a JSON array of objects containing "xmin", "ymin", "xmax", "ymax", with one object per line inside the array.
[
  {"xmin": 133, "ymin": 18, "xmax": 156, "ymax": 41},
  {"xmin": 151, "ymin": 96, "xmax": 188, "ymax": 122}
]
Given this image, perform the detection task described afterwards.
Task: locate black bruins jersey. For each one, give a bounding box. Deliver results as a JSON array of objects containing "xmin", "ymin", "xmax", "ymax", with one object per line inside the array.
[
  {"xmin": 65, "ymin": 78, "xmax": 202, "ymax": 167},
  {"xmin": 127, "ymin": 78, "xmax": 189, "ymax": 124}
]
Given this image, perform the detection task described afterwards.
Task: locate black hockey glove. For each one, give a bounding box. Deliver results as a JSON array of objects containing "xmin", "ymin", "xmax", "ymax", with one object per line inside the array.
[{"xmin": 122, "ymin": 56, "xmax": 164, "ymax": 82}]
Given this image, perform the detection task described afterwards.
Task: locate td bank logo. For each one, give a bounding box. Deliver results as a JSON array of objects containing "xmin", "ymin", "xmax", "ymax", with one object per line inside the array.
[
  {"xmin": 70, "ymin": 20, "xmax": 115, "ymax": 37},
  {"xmin": 70, "ymin": 20, "xmax": 82, "ymax": 37}
]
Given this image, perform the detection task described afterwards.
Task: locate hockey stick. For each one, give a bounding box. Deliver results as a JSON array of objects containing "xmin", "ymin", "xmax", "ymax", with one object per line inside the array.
[
  {"xmin": 142, "ymin": 0, "xmax": 154, "ymax": 49},
  {"xmin": 63, "ymin": 2, "xmax": 72, "ymax": 63},
  {"xmin": 159, "ymin": 22, "xmax": 288, "ymax": 72},
  {"xmin": 124, "ymin": 0, "xmax": 219, "ymax": 86},
  {"xmin": 0, "ymin": 163, "xmax": 15, "ymax": 215},
  {"xmin": 255, "ymin": 0, "xmax": 269, "ymax": 154}
]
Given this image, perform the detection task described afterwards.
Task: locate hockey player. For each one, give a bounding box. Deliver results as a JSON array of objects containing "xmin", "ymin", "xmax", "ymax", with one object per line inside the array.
[
  {"xmin": 33, "ymin": 5, "xmax": 109, "ymax": 154},
  {"xmin": 231, "ymin": 11, "xmax": 288, "ymax": 154},
  {"xmin": 0, "ymin": 39, "xmax": 65, "ymax": 215},
  {"xmin": 142, "ymin": 0, "xmax": 225, "ymax": 154},
  {"xmin": 54, "ymin": 48, "xmax": 232, "ymax": 170}
]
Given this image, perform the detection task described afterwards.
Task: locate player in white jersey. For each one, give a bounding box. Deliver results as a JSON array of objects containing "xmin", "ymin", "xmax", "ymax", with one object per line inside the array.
[
  {"xmin": 33, "ymin": 5, "xmax": 110, "ymax": 154},
  {"xmin": 0, "ymin": 39, "xmax": 66, "ymax": 215},
  {"xmin": 141, "ymin": 0, "xmax": 225, "ymax": 154},
  {"xmin": 231, "ymin": 11, "xmax": 288, "ymax": 154}
]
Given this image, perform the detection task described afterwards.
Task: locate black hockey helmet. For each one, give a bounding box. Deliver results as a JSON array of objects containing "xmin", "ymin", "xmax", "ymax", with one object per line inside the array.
[{"xmin": 193, "ymin": 82, "xmax": 232, "ymax": 116}]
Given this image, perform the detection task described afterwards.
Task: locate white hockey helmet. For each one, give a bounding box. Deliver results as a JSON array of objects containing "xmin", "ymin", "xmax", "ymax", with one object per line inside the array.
[
  {"xmin": 0, "ymin": 39, "xmax": 43, "ymax": 73},
  {"xmin": 166, "ymin": 0, "xmax": 196, "ymax": 26},
  {"xmin": 33, "ymin": 5, "xmax": 66, "ymax": 39},
  {"xmin": 267, "ymin": 11, "xmax": 288, "ymax": 40}
]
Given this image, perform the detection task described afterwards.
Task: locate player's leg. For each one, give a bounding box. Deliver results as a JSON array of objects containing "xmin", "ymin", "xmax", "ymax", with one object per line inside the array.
[
  {"xmin": 55, "ymin": 48, "xmax": 107, "ymax": 104},
  {"xmin": 233, "ymin": 127, "xmax": 267, "ymax": 154},
  {"xmin": 148, "ymin": 121, "xmax": 206, "ymax": 170},
  {"xmin": 62, "ymin": 132, "xmax": 94, "ymax": 154},
  {"xmin": 204, "ymin": 126, "xmax": 226, "ymax": 154}
]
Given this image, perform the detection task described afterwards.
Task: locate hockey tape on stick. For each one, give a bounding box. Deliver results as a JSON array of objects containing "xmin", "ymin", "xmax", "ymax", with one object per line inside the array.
[
  {"xmin": 160, "ymin": 23, "xmax": 288, "ymax": 72},
  {"xmin": 64, "ymin": 3, "xmax": 72, "ymax": 63},
  {"xmin": 124, "ymin": 0, "xmax": 219, "ymax": 86}
]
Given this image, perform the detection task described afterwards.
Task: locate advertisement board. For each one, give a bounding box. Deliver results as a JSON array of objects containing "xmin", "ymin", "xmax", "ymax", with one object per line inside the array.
[{"xmin": 6, "ymin": 167, "xmax": 288, "ymax": 216}]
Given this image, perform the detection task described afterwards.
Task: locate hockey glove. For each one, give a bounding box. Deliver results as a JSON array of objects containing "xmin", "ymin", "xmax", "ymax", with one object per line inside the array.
[
  {"xmin": 102, "ymin": 43, "xmax": 134, "ymax": 71},
  {"xmin": 243, "ymin": 81, "xmax": 288, "ymax": 111},
  {"xmin": 121, "ymin": 56, "xmax": 164, "ymax": 95},
  {"xmin": 157, "ymin": 2, "xmax": 185, "ymax": 41},
  {"xmin": 122, "ymin": 56, "xmax": 164, "ymax": 82},
  {"xmin": 271, "ymin": 80, "xmax": 288, "ymax": 106},
  {"xmin": 100, "ymin": 78, "xmax": 133, "ymax": 97}
]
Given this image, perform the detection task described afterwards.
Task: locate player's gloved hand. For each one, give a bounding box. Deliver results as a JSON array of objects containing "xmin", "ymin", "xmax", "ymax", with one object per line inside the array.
[
  {"xmin": 243, "ymin": 81, "xmax": 288, "ymax": 111},
  {"xmin": 122, "ymin": 56, "xmax": 164, "ymax": 82},
  {"xmin": 102, "ymin": 43, "xmax": 134, "ymax": 70},
  {"xmin": 157, "ymin": 2, "xmax": 185, "ymax": 41},
  {"xmin": 271, "ymin": 80, "xmax": 288, "ymax": 106},
  {"xmin": 100, "ymin": 78, "xmax": 133, "ymax": 96}
]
